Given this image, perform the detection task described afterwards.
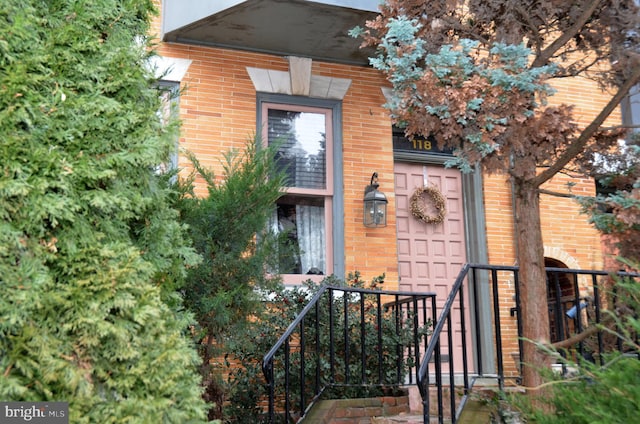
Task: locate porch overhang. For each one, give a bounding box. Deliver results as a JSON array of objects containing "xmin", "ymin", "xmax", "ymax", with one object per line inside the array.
[{"xmin": 161, "ymin": 0, "xmax": 380, "ymax": 65}]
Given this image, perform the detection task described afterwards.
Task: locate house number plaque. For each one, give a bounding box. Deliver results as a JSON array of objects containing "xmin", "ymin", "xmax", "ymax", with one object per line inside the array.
[{"xmin": 392, "ymin": 132, "xmax": 453, "ymax": 156}]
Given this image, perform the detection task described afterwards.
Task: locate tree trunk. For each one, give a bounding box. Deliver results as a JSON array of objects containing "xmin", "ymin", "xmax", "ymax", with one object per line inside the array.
[{"xmin": 513, "ymin": 179, "xmax": 550, "ymax": 390}]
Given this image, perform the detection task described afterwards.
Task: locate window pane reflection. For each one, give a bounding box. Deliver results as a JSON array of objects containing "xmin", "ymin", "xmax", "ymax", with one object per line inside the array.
[
  {"xmin": 268, "ymin": 109, "xmax": 326, "ymax": 190},
  {"xmin": 272, "ymin": 196, "xmax": 325, "ymax": 275}
]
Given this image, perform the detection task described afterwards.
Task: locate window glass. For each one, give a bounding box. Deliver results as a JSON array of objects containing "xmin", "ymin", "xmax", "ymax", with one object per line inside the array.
[
  {"xmin": 268, "ymin": 109, "xmax": 327, "ymax": 190},
  {"xmin": 273, "ymin": 195, "xmax": 326, "ymax": 276},
  {"xmin": 155, "ymin": 82, "xmax": 179, "ymax": 175},
  {"xmin": 263, "ymin": 103, "xmax": 333, "ymax": 281}
]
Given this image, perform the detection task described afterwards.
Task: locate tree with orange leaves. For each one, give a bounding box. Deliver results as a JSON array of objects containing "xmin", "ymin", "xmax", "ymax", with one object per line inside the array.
[{"xmin": 352, "ymin": 0, "xmax": 640, "ymax": 391}]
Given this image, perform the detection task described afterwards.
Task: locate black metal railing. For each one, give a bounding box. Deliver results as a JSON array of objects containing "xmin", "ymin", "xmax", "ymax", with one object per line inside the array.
[
  {"xmin": 417, "ymin": 264, "xmax": 640, "ymax": 424},
  {"xmin": 261, "ymin": 264, "xmax": 638, "ymax": 423},
  {"xmin": 261, "ymin": 284, "xmax": 436, "ymax": 423}
]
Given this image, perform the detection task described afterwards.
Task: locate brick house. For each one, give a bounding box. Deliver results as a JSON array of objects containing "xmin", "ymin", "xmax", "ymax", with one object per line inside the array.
[{"xmin": 152, "ymin": 1, "xmax": 622, "ymax": 377}]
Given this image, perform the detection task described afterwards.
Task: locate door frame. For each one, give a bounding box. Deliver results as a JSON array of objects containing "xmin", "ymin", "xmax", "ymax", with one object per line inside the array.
[{"xmin": 393, "ymin": 150, "xmax": 495, "ymax": 374}]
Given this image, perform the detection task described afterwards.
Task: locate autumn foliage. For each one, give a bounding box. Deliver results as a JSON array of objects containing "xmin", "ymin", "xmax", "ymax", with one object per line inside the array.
[{"xmin": 353, "ymin": 0, "xmax": 640, "ymax": 389}]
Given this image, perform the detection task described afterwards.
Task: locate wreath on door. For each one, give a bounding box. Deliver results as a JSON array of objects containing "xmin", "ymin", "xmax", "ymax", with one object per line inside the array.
[{"xmin": 409, "ymin": 185, "xmax": 447, "ymax": 224}]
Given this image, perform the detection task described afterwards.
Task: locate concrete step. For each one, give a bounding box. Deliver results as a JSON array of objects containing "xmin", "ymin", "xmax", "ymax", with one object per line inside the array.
[
  {"xmin": 301, "ymin": 385, "xmax": 511, "ymax": 423},
  {"xmin": 375, "ymin": 387, "xmax": 498, "ymax": 424},
  {"xmin": 456, "ymin": 399, "xmax": 494, "ymax": 424},
  {"xmin": 371, "ymin": 415, "xmax": 423, "ymax": 423},
  {"xmin": 372, "ymin": 413, "xmax": 452, "ymax": 423}
]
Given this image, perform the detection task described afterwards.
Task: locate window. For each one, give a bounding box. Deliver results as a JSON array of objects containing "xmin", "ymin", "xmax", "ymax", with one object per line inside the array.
[
  {"xmin": 155, "ymin": 81, "xmax": 179, "ymax": 176},
  {"xmin": 259, "ymin": 95, "xmax": 343, "ymax": 283}
]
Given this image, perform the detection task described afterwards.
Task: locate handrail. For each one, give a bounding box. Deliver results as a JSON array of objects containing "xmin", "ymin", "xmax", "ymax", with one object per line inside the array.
[
  {"xmin": 261, "ymin": 264, "xmax": 638, "ymax": 423},
  {"xmin": 263, "ymin": 285, "xmax": 436, "ymax": 368},
  {"xmin": 262, "ymin": 284, "xmax": 330, "ymax": 366},
  {"xmin": 418, "ymin": 264, "xmax": 470, "ymax": 390},
  {"xmin": 262, "ymin": 284, "xmax": 437, "ymax": 423},
  {"xmin": 416, "ymin": 263, "xmax": 640, "ymax": 424},
  {"xmin": 416, "ymin": 264, "xmax": 471, "ymax": 424}
]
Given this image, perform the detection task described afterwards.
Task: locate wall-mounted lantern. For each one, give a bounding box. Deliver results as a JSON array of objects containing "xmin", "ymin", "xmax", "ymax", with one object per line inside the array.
[{"xmin": 363, "ymin": 172, "xmax": 388, "ymax": 228}]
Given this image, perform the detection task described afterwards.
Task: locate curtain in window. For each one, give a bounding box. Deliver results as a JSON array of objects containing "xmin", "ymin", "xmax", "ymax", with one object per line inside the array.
[
  {"xmin": 296, "ymin": 204, "xmax": 325, "ymax": 274},
  {"xmin": 270, "ymin": 205, "xmax": 325, "ymax": 275}
]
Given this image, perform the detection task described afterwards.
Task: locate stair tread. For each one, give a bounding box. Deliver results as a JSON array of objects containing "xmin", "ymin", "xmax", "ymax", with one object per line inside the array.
[
  {"xmin": 372, "ymin": 415, "xmax": 424, "ymax": 423},
  {"xmin": 373, "ymin": 414, "xmax": 450, "ymax": 424}
]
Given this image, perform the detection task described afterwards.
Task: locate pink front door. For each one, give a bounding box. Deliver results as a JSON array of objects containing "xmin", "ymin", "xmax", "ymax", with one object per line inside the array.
[{"xmin": 394, "ymin": 162, "xmax": 468, "ymax": 367}]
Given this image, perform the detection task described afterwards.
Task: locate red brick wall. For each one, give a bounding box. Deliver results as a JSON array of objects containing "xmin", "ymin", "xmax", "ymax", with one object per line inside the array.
[
  {"xmin": 151, "ymin": 3, "xmax": 619, "ymax": 365},
  {"xmin": 154, "ymin": 35, "xmax": 401, "ymax": 288}
]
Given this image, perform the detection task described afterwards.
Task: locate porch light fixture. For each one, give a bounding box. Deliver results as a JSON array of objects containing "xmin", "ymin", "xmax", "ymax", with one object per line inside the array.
[{"xmin": 363, "ymin": 172, "xmax": 388, "ymax": 228}]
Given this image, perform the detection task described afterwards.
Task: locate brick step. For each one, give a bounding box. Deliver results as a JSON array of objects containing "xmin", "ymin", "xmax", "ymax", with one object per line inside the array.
[
  {"xmin": 302, "ymin": 392, "xmax": 412, "ymax": 423},
  {"xmin": 301, "ymin": 384, "xmax": 515, "ymax": 423}
]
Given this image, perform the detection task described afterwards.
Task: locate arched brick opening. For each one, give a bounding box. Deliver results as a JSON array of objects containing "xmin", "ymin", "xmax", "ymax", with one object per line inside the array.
[{"xmin": 545, "ymin": 257, "xmax": 578, "ymax": 343}]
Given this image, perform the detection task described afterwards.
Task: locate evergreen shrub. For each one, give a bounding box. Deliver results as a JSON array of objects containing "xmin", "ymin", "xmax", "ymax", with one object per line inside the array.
[
  {"xmin": 175, "ymin": 140, "xmax": 290, "ymax": 420},
  {"xmin": 1, "ymin": 1, "xmax": 207, "ymax": 422}
]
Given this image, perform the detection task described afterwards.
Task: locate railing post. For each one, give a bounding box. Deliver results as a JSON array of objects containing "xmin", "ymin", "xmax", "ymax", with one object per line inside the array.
[
  {"xmin": 413, "ymin": 296, "xmax": 420, "ymax": 384},
  {"xmin": 329, "ymin": 288, "xmax": 335, "ymax": 383},
  {"xmin": 459, "ymin": 275, "xmax": 470, "ymax": 394},
  {"xmin": 551, "ymin": 271, "xmax": 565, "ymax": 343},
  {"xmin": 422, "ymin": 297, "xmax": 428, "ymax": 354},
  {"xmin": 571, "ymin": 273, "xmax": 585, "ymax": 357},
  {"xmin": 343, "ymin": 292, "xmax": 350, "ymax": 384},
  {"xmin": 491, "ymin": 269, "xmax": 504, "ymax": 391},
  {"xmin": 314, "ymin": 300, "xmax": 320, "ymax": 394},
  {"xmin": 377, "ymin": 293, "xmax": 383, "ymax": 384},
  {"xmin": 284, "ymin": 339, "xmax": 290, "ymax": 422},
  {"xmin": 434, "ymin": 304, "xmax": 443, "ymax": 423},
  {"xmin": 360, "ymin": 293, "xmax": 367, "ymax": 384},
  {"xmin": 446, "ymin": 312, "xmax": 455, "ymax": 422},
  {"xmin": 395, "ymin": 295, "xmax": 402, "ymax": 385},
  {"xmin": 265, "ymin": 359, "xmax": 275, "ymax": 423},
  {"xmin": 299, "ymin": 319, "xmax": 306, "ymax": 415},
  {"xmin": 471, "ymin": 267, "xmax": 483, "ymax": 376},
  {"xmin": 592, "ymin": 274, "xmax": 604, "ymax": 365}
]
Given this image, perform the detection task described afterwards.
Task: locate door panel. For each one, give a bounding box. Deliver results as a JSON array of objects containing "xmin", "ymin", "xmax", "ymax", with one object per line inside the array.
[
  {"xmin": 394, "ymin": 162, "xmax": 468, "ymax": 369},
  {"xmin": 394, "ymin": 163, "xmax": 466, "ymax": 291}
]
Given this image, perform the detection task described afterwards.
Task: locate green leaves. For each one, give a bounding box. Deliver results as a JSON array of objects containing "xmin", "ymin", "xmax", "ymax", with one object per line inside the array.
[
  {"xmin": 174, "ymin": 138, "xmax": 289, "ymax": 419},
  {"xmin": 1, "ymin": 1, "xmax": 205, "ymax": 421},
  {"xmin": 177, "ymin": 138, "xmax": 287, "ymax": 337},
  {"xmin": 519, "ymin": 270, "xmax": 640, "ymax": 423},
  {"xmin": 222, "ymin": 273, "xmax": 426, "ymax": 422}
]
